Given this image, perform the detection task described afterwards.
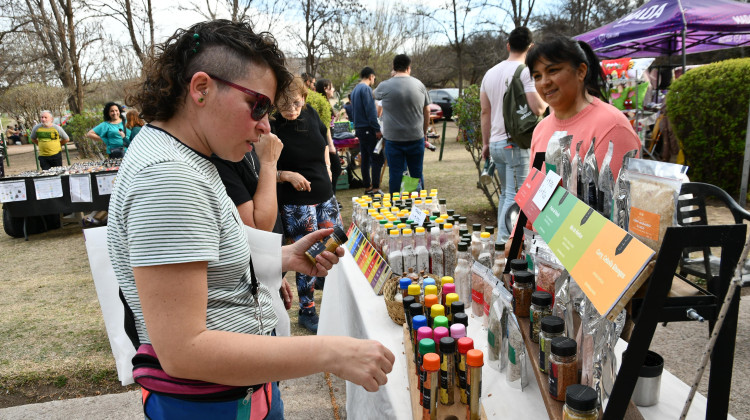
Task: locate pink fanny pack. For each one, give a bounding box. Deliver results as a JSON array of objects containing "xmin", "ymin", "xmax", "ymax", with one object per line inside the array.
[{"xmin": 132, "ymin": 344, "xmax": 265, "ymax": 402}]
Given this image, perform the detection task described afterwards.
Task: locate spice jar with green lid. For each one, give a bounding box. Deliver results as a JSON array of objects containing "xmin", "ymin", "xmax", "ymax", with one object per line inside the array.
[
  {"xmin": 539, "ymin": 316, "xmax": 565, "ymax": 373},
  {"xmin": 562, "ymin": 384, "xmax": 599, "ymax": 420},
  {"xmin": 529, "ymin": 291, "xmax": 553, "ymax": 343}
]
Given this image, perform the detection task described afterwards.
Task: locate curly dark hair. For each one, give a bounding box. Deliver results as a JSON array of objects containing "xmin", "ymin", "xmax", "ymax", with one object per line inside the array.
[
  {"xmin": 127, "ymin": 20, "xmax": 293, "ymax": 122},
  {"xmin": 102, "ymin": 102, "xmax": 123, "ymax": 122}
]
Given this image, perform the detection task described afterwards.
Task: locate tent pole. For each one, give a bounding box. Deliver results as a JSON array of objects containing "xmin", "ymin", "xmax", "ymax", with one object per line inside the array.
[{"xmin": 682, "ymin": 29, "xmax": 687, "ymax": 74}]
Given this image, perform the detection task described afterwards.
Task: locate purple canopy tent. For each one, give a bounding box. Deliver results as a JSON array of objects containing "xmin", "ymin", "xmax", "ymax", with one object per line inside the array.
[{"xmin": 576, "ymin": 0, "xmax": 750, "ymax": 70}]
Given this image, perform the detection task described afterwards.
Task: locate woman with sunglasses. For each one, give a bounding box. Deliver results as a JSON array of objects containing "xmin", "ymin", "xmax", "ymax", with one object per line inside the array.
[
  {"xmin": 110, "ymin": 20, "xmax": 393, "ymax": 419},
  {"xmin": 273, "ymin": 77, "xmax": 343, "ymax": 333}
]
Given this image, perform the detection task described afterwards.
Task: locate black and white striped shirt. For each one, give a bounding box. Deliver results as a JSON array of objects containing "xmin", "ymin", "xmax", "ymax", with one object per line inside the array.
[{"xmin": 107, "ymin": 125, "xmax": 277, "ymax": 345}]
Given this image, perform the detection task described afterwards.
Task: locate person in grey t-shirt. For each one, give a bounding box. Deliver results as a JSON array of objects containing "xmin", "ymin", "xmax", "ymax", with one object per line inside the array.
[{"xmin": 374, "ymin": 54, "xmax": 430, "ymax": 194}]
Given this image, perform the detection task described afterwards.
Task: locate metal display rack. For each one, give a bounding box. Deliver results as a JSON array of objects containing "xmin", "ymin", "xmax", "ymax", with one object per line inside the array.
[{"xmin": 504, "ymin": 152, "xmax": 744, "ymax": 419}]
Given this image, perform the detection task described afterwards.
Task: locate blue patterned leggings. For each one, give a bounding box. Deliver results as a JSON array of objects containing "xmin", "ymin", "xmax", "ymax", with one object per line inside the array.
[{"xmin": 281, "ymin": 195, "xmax": 342, "ymax": 312}]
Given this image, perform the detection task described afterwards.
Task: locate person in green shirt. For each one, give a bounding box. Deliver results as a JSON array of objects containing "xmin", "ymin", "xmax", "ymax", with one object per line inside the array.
[{"xmin": 30, "ymin": 110, "xmax": 69, "ymax": 170}]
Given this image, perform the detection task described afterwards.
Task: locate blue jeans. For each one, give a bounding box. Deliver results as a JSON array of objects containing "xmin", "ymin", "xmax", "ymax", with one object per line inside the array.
[
  {"xmin": 489, "ymin": 139, "xmax": 529, "ymax": 243},
  {"xmin": 356, "ymin": 128, "xmax": 384, "ymax": 190},
  {"xmin": 384, "ymin": 139, "xmax": 425, "ymax": 194}
]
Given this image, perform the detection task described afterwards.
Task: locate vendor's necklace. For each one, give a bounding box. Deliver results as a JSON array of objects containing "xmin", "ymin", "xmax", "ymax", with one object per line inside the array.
[{"xmin": 244, "ymin": 154, "xmax": 258, "ymax": 179}]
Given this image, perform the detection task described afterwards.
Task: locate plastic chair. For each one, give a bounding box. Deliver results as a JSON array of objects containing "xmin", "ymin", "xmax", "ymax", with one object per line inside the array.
[{"xmin": 677, "ymin": 182, "xmax": 750, "ymax": 286}]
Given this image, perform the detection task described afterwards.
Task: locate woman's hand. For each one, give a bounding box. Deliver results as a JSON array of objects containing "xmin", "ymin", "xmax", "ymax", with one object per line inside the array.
[
  {"xmin": 255, "ymin": 133, "xmax": 283, "ymax": 166},
  {"xmin": 281, "ymin": 171, "xmax": 311, "ymax": 192},
  {"xmin": 325, "ymin": 336, "xmax": 395, "ymax": 392},
  {"xmin": 281, "ymin": 228, "xmax": 345, "ymax": 276},
  {"xmin": 279, "ymin": 278, "xmax": 293, "ymax": 310}
]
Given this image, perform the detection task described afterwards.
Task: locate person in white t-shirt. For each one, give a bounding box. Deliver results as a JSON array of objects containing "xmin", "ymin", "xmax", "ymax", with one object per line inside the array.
[{"xmin": 480, "ymin": 26, "xmax": 547, "ymax": 243}]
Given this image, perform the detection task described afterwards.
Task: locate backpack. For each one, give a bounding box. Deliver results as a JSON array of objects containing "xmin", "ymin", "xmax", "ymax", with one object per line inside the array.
[{"xmin": 502, "ymin": 64, "xmax": 541, "ymax": 149}]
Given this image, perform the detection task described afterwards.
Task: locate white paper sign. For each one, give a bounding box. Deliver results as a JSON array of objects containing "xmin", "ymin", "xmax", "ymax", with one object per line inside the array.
[
  {"xmin": 407, "ymin": 205, "xmax": 427, "ymax": 226},
  {"xmin": 96, "ymin": 173, "xmax": 117, "ymax": 195},
  {"xmin": 0, "ymin": 180, "xmax": 27, "ymax": 203},
  {"xmin": 532, "ymin": 170, "xmax": 562, "ymax": 211},
  {"xmin": 34, "ymin": 177, "xmax": 64, "ymax": 200},
  {"xmin": 70, "ymin": 174, "xmax": 93, "ymax": 203}
]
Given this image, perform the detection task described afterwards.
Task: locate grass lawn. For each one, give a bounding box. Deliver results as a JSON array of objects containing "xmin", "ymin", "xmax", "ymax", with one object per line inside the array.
[{"xmin": 0, "ymin": 121, "xmax": 499, "ymax": 406}]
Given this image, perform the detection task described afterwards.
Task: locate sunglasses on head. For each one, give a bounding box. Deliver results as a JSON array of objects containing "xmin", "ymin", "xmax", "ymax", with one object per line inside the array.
[{"xmin": 207, "ymin": 74, "xmax": 274, "ymax": 121}]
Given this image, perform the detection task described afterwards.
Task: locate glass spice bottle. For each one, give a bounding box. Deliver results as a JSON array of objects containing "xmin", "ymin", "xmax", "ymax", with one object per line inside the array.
[
  {"xmin": 415, "ymin": 227, "xmax": 430, "ymax": 275},
  {"xmin": 429, "ymin": 223, "xmax": 444, "ymax": 279},
  {"xmin": 539, "ymin": 315, "xmax": 565, "ymax": 374},
  {"xmin": 387, "ymin": 229, "xmax": 403, "ymax": 277},
  {"xmin": 470, "ymin": 224, "xmax": 482, "ymax": 260},
  {"xmin": 454, "ymin": 242, "xmax": 472, "ymax": 308},
  {"xmin": 529, "ymin": 291, "xmax": 553, "ymax": 343},
  {"xmin": 562, "ymin": 384, "xmax": 599, "ymax": 420},
  {"xmin": 441, "ymin": 223, "xmax": 458, "ymax": 279},
  {"xmin": 401, "ymin": 228, "xmax": 417, "ymax": 274},
  {"xmin": 549, "ymin": 337, "xmax": 578, "ymax": 402},
  {"xmin": 477, "ymin": 232, "xmax": 493, "ymax": 269},
  {"xmin": 512, "ymin": 271, "xmax": 535, "ymax": 318},
  {"xmin": 492, "ymin": 243, "xmax": 506, "ymax": 279},
  {"xmin": 509, "ymin": 258, "xmax": 528, "ymax": 287}
]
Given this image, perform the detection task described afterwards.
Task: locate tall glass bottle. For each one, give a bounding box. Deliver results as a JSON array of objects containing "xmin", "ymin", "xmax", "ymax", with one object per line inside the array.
[
  {"xmin": 455, "ymin": 242, "xmax": 472, "ymax": 307},
  {"xmin": 492, "ymin": 243, "xmax": 506, "ymax": 280},
  {"xmin": 387, "ymin": 229, "xmax": 404, "ymax": 276},
  {"xmin": 477, "ymin": 232, "xmax": 493, "ymax": 269},
  {"xmin": 382, "ymin": 223, "xmax": 394, "ymax": 257},
  {"xmin": 429, "ymin": 223, "xmax": 444, "ymax": 278},
  {"xmin": 402, "ymin": 228, "xmax": 417, "ymax": 274},
  {"xmin": 442, "ymin": 223, "xmax": 458, "ymax": 279},
  {"xmin": 438, "ymin": 198, "xmax": 447, "ymax": 215},
  {"xmin": 415, "ymin": 227, "xmax": 430, "ymax": 275},
  {"xmin": 471, "ymin": 224, "xmax": 483, "ymax": 261}
]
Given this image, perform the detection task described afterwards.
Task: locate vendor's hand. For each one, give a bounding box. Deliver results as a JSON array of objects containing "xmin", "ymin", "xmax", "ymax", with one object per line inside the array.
[
  {"xmin": 375, "ymin": 131, "xmax": 382, "ymax": 140},
  {"xmin": 279, "ymin": 278, "xmax": 293, "ymax": 310},
  {"xmin": 281, "ymin": 228, "xmax": 345, "ymax": 276},
  {"xmin": 255, "ymin": 133, "xmax": 283, "ymax": 166},
  {"xmin": 327, "ymin": 337, "xmax": 395, "ymax": 392},
  {"xmin": 283, "ymin": 171, "xmax": 311, "ymax": 192},
  {"xmin": 482, "ymin": 143, "xmax": 490, "ymax": 160}
]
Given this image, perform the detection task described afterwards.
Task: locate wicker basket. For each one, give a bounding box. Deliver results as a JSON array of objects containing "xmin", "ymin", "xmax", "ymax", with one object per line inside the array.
[{"xmin": 383, "ymin": 273, "xmax": 442, "ymax": 326}]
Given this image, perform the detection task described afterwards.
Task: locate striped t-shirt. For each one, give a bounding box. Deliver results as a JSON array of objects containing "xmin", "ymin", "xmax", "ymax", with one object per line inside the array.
[{"xmin": 107, "ymin": 125, "xmax": 278, "ymax": 345}]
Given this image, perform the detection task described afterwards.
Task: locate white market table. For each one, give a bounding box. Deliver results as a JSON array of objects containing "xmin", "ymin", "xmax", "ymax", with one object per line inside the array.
[{"xmin": 318, "ymin": 253, "xmax": 731, "ymax": 420}]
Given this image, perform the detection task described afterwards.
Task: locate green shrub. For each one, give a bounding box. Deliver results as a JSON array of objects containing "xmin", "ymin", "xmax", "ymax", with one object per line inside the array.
[
  {"xmin": 453, "ymin": 84, "xmax": 499, "ymax": 210},
  {"xmin": 64, "ymin": 112, "xmax": 106, "ymax": 159},
  {"xmin": 666, "ymin": 58, "xmax": 750, "ymax": 194}
]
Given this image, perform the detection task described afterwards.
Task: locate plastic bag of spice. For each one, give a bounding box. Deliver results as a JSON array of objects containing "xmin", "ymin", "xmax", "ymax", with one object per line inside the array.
[
  {"xmin": 581, "ymin": 139, "xmax": 598, "ymax": 209},
  {"xmin": 487, "ymin": 298, "xmax": 507, "ymax": 372},
  {"xmin": 619, "ymin": 158, "xmax": 688, "ymax": 251},
  {"xmin": 470, "ymin": 261, "xmax": 489, "ymax": 317},
  {"xmin": 612, "ymin": 150, "xmax": 640, "ymax": 228},
  {"xmin": 483, "ymin": 273, "xmax": 500, "ymax": 327},
  {"xmin": 523, "ymin": 227, "xmax": 539, "ymax": 273},
  {"xmin": 559, "ymin": 135, "xmax": 574, "ymax": 190},
  {"xmin": 545, "ymin": 131, "xmax": 567, "ymax": 175},
  {"xmin": 597, "ymin": 141, "xmax": 615, "ymax": 219},
  {"xmin": 534, "ymin": 246, "xmax": 564, "ymax": 300},
  {"xmin": 553, "ymin": 271, "xmax": 576, "ymax": 339},
  {"xmin": 570, "ymin": 140, "xmax": 583, "ymax": 198},
  {"xmin": 506, "ymin": 312, "xmax": 529, "ymax": 390}
]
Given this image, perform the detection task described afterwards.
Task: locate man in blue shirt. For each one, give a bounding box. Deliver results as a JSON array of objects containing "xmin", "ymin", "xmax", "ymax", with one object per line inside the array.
[{"xmin": 351, "ymin": 67, "xmax": 383, "ymax": 195}]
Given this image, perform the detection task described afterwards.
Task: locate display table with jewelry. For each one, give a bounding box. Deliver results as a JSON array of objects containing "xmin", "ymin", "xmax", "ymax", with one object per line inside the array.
[{"xmin": 1, "ymin": 160, "xmax": 119, "ymax": 239}]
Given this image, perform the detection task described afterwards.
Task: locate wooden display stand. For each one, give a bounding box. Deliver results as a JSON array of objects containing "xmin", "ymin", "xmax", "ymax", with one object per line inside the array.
[
  {"xmin": 402, "ymin": 325, "xmax": 488, "ymax": 420},
  {"xmin": 515, "ymin": 316, "xmax": 643, "ymax": 420}
]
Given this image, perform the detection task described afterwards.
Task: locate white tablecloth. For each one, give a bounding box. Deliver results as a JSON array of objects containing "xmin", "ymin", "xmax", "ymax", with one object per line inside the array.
[{"xmin": 318, "ymin": 253, "xmax": 729, "ymax": 420}]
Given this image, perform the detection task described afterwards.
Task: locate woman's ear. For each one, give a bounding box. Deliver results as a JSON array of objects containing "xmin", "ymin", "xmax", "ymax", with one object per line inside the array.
[
  {"xmin": 189, "ymin": 72, "xmax": 211, "ymax": 106},
  {"xmin": 577, "ymin": 62, "xmax": 588, "ymax": 82}
]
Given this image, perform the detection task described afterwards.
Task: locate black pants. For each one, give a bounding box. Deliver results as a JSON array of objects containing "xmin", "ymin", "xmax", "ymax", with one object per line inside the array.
[
  {"xmin": 329, "ymin": 151, "xmax": 342, "ymax": 192},
  {"xmin": 355, "ymin": 128, "xmax": 384, "ymax": 190},
  {"xmin": 39, "ymin": 152, "xmax": 63, "ymax": 170}
]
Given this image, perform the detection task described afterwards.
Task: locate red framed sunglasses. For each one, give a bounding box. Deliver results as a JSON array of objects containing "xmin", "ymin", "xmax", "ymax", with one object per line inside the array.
[{"xmin": 207, "ymin": 74, "xmax": 274, "ymax": 121}]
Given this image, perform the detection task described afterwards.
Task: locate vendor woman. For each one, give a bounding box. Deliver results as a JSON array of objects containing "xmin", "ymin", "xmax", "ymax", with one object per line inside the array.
[{"xmin": 527, "ymin": 36, "xmax": 640, "ymax": 178}]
